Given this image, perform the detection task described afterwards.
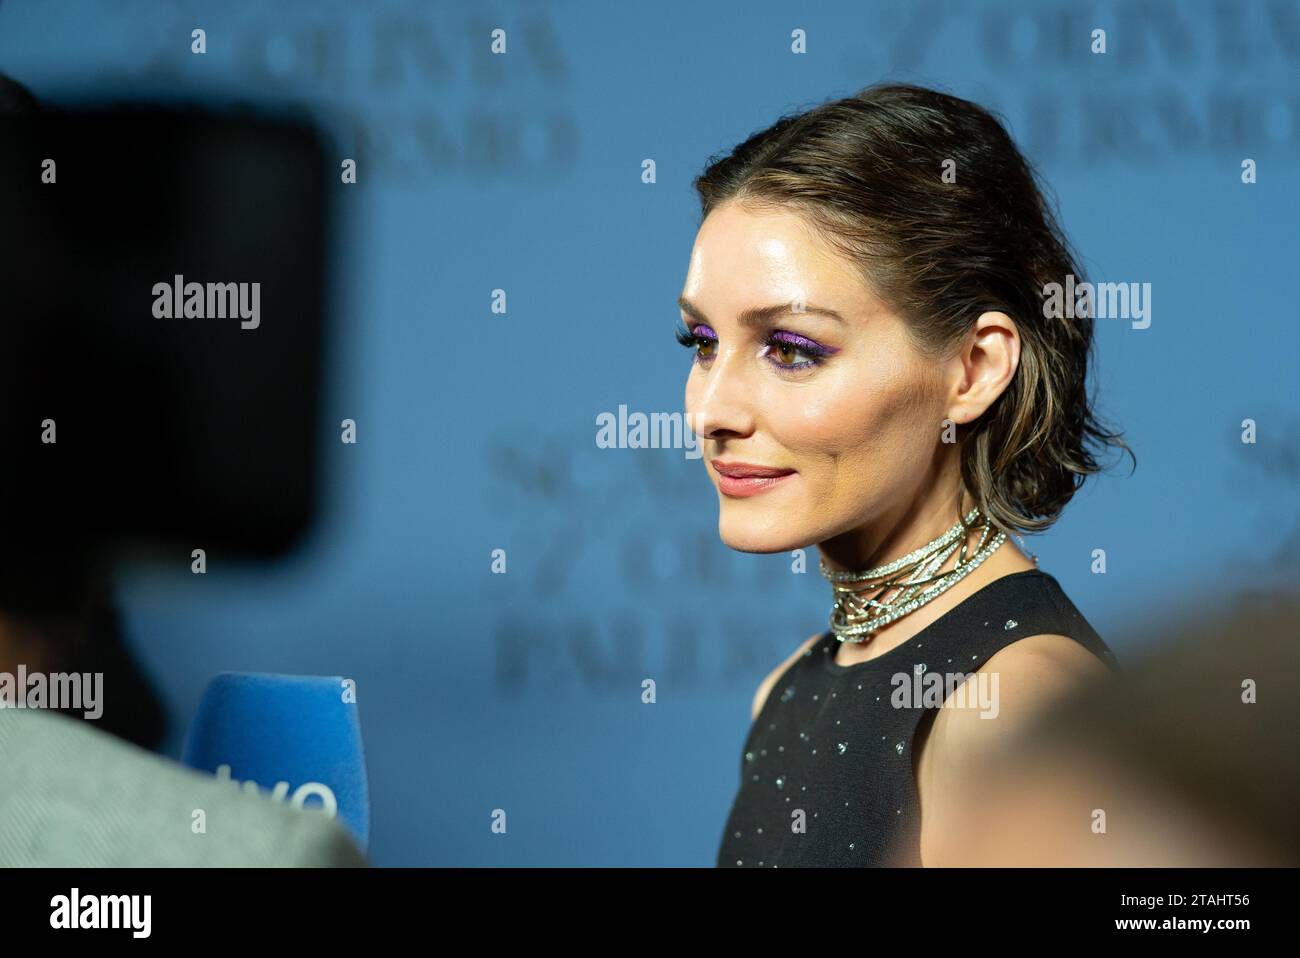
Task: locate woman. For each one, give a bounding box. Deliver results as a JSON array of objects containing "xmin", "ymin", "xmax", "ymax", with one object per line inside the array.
[{"xmin": 677, "ymin": 84, "xmax": 1129, "ymax": 867}]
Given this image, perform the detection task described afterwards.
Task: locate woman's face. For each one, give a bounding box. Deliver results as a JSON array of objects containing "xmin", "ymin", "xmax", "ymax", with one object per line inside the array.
[{"xmin": 680, "ymin": 201, "xmax": 953, "ymax": 555}]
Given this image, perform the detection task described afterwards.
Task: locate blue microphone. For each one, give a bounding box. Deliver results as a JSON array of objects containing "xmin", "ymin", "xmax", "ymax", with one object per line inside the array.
[{"xmin": 181, "ymin": 672, "xmax": 369, "ymax": 851}]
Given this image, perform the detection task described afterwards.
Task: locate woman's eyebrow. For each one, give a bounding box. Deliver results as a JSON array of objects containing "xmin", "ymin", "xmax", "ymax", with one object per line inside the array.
[{"xmin": 677, "ymin": 295, "xmax": 846, "ymax": 327}]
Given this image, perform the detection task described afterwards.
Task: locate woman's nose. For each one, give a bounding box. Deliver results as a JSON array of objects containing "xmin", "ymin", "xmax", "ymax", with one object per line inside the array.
[{"xmin": 687, "ymin": 346, "xmax": 756, "ymax": 440}]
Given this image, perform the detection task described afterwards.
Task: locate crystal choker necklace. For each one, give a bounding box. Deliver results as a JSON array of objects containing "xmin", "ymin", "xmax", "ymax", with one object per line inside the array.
[{"xmin": 818, "ymin": 508, "xmax": 1008, "ymax": 644}]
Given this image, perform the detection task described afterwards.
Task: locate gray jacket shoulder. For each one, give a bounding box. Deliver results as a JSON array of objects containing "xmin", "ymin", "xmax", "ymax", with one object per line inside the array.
[{"xmin": 0, "ymin": 707, "xmax": 368, "ymax": 867}]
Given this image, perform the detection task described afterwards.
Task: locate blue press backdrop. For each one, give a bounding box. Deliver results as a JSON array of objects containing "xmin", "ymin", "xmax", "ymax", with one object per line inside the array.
[{"xmin": 2, "ymin": 0, "xmax": 1296, "ymax": 865}]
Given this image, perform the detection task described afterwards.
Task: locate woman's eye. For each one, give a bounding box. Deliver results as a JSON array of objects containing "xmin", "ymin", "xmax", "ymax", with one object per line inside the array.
[
  {"xmin": 769, "ymin": 342, "xmax": 808, "ymax": 365},
  {"xmin": 763, "ymin": 336, "xmax": 822, "ymax": 369},
  {"xmin": 675, "ymin": 322, "xmax": 717, "ymax": 362}
]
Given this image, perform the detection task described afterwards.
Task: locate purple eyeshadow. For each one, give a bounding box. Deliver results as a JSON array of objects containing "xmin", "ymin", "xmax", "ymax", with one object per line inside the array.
[{"xmin": 769, "ymin": 330, "xmax": 839, "ymax": 356}]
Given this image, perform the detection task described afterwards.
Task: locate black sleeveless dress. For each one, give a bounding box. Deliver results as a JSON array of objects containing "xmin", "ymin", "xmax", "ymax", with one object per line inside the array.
[{"xmin": 716, "ymin": 569, "xmax": 1119, "ymax": 867}]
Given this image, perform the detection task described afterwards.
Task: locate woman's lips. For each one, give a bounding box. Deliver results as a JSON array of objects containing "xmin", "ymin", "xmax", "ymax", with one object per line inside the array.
[{"xmin": 711, "ymin": 460, "xmax": 796, "ymax": 498}]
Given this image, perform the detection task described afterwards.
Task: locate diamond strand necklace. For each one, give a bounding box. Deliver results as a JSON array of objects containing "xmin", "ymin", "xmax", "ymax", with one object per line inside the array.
[{"xmin": 818, "ymin": 507, "xmax": 1008, "ymax": 644}]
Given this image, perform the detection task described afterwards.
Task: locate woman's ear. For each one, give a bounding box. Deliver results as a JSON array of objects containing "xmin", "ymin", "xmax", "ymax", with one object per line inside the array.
[{"xmin": 945, "ymin": 311, "xmax": 1020, "ymax": 425}]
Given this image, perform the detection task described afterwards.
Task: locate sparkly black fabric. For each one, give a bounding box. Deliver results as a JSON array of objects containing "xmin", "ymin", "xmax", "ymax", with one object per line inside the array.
[{"xmin": 716, "ymin": 570, "xmax": 1118, "ymax": 867}]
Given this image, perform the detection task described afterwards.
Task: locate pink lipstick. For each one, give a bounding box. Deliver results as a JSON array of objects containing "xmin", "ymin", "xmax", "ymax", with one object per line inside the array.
[{"xmin": 711, "ymin": 460, "xmax": 796, "ymax": 498}]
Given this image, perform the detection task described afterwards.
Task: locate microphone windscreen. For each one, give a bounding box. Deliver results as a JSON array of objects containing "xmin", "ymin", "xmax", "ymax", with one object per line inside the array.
[{"xmin": 181, "ymin": 672, "xmax": 369, "ymax": 850}]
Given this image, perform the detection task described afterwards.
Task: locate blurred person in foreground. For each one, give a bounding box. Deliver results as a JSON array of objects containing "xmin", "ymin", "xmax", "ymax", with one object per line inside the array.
[
  {"xmin": 0, "ymin": 71, "xmax": 365, "ymax": 867},
  {"xmin": 895, "ymin": 590, "xmax": 1300, "ymax": 866}
]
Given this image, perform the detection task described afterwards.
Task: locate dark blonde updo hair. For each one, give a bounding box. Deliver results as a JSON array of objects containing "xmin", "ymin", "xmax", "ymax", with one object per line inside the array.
[{"xmin": 692, "ymin": 83, "xmax": 1129, "ymax": 534}]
